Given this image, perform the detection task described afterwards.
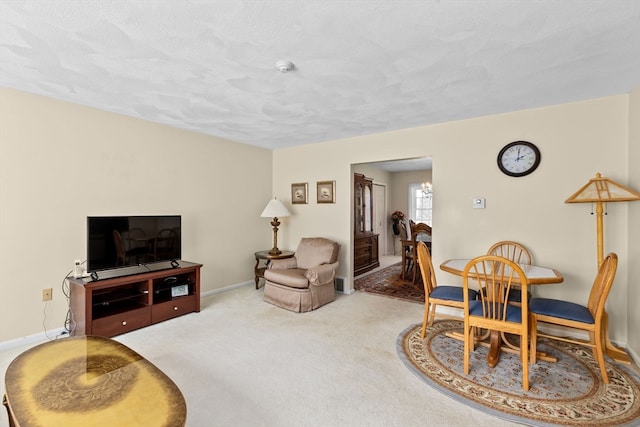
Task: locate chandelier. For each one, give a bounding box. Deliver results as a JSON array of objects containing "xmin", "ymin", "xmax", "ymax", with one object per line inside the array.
[{"xmin": 422, "ymin": 181, "xmax": 432, "ymax": 198}]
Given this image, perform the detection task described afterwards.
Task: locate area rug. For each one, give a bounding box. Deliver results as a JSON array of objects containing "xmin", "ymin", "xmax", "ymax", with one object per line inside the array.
[
  {"xmin": 354, "ymin": 262, "xmax": 424, "ymax": 303},
  {"xmin": 397, "ymin": 320, "xmax": 640, "ymax": 426}
]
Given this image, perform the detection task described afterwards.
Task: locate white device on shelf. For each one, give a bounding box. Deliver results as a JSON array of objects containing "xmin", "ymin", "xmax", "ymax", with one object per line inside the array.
[
  {"xmin": 171, "ymin": 284, "xmax": 189, "ymax": 297},
  {"xmin": 73, "ymin": 259, "xmax": 83, "ymax": 278}
]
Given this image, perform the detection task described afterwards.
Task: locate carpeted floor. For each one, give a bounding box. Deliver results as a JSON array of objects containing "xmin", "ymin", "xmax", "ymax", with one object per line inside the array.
[
  {"xmin": 354, "ymin": 262, "xmax": 425, "ymax": 303},
  {"xmin": 398, "ymin": 320, "xmax": 640, "ymax": 426},
  {"xmin": 0, "ymin": 286, "xmax": 522, "ymax": 427}
]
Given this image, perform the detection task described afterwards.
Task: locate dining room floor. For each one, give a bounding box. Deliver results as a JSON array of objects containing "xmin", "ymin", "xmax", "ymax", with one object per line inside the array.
[{"xmin": 362, "ymin": 254, "xmax": 401, "ymax": 276}]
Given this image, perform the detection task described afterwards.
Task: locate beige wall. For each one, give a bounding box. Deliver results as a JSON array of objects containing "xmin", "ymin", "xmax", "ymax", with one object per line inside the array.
[
  {"xmin": 628, "ymin": 84, "xmax": 640, "ymax": 355},
  {"xmin": 0, "ymin": 88, "xmax": 272, "ymax": 342},
  {"xmin": 1, "ymin": 87, "xmax": 637, "ymax": 361},
  {"xmin": 273, "ymin": 95, "xmax": 636, "ymax": 354}
]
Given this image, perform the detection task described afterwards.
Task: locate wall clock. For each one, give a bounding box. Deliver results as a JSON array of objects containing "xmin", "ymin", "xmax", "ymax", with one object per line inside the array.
[{"xmin": 497, "ymin": 140, "xmax": 541, "ymax": 177}]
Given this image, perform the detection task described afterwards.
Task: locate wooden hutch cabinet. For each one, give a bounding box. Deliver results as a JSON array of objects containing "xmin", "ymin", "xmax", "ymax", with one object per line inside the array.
[{"xmin": 354, "ymin": 173, "xmax": 380, "ymax": 276}]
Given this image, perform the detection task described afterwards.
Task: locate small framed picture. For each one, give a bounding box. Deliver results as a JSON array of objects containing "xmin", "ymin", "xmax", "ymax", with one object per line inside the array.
[
  {"xmin": 317, "ymin": 181, "xmax": 336, "ymax": 204},
  {"xmin": 291, "ymin": 182, "xmax": 308, "ymax": 204}
]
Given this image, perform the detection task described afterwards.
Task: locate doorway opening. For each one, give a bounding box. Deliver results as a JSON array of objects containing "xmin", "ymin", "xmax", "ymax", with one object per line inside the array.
[{"xmin": 351, "ymin": 156, "xmax": 432, "ymax": 279}]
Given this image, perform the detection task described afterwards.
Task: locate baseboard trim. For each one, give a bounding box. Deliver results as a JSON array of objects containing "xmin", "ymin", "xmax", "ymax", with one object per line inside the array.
[
  {"xmin": 0, "ymin": 328, "xmax": 68, "ymax": 352},
  {"xmin": 627, "ymin": 346, "xmax": 640, "ymax": 366},
  {"xmin": 201, "ymin": 280, "xmax": 254, "ymax": 298}
]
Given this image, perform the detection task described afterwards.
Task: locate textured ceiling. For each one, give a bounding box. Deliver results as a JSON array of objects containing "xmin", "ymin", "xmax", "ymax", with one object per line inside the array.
[{"xmin": 1, "ymin": 1, "xmax": 639, "ymax": 151}]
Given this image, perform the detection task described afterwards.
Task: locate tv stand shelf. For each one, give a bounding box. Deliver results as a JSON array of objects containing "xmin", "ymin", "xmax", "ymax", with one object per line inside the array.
[{"xmin": 68, "ymin": 261, "xmax": 202, "ymax": 337}]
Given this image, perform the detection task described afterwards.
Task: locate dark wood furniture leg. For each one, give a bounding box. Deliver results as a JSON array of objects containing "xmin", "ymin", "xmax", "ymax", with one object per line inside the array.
[
  {"xmin": 254, "ymin": 257, "xmax": 262, "ymax": 289},
  {"xmin": 3, "ymin": 394, "xmax": 16, "ymax": 427}
]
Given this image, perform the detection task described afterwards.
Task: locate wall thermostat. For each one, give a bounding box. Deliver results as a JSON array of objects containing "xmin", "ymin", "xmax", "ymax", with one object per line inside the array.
[{"xmin": 473, "ymin": 198, "xmax": 486, "ymax": 209}]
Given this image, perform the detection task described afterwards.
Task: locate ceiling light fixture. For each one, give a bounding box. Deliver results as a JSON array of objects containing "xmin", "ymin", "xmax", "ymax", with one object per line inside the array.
[
  {"xmin": 422, "ymin": 181, "xmax": 433, "ymax": 198},
  {"xmin": 275, "ymin": 60, "xmax": 295, "ymax": 73}
]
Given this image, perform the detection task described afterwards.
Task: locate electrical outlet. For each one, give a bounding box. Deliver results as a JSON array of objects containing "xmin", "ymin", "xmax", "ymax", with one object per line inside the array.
[{"xmin": 42, "ymin": 288, "xmax": 52, "ymax": 301}]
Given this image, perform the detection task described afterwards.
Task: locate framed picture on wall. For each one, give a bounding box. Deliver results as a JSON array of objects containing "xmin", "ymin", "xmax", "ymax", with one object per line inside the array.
[
  {"xmin": 317, "ymin": 181, "xmax": 336, "ymax": 203},
  {"xmin": 291, "ymin": 182, "xmax": 308, "ymax": 204}
]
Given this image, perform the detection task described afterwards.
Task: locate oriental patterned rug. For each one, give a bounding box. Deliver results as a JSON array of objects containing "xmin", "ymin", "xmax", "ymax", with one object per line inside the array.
[
  {"xmin": 397, "ymin": 320, "xmax": 640, "ymax": 426},
  {"xmin": 354, "ymin": 262, "xmax": 424, "ymax": 303}
]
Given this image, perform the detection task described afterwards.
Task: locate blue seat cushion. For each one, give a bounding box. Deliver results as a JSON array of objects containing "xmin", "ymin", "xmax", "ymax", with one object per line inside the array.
[
  {"xmin": 529, "ymin": 298, "xmax": 594, "ymax": 324},
  {"xmin": 468, "ymin": 300, "xmax": 522, "ymax": 323},
  {"xmin": 431, "ymin": 286, "xmax": 478, "ymax": 302}
]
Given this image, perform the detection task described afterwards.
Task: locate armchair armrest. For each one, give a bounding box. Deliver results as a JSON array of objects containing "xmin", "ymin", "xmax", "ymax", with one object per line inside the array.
[
  {"xmin": 268, "ymin": 257, "xmax": 298, "ymax": 270},
  {"xmin": 305, "ymin": 262, "xmax": 338, "ymax": 286}
]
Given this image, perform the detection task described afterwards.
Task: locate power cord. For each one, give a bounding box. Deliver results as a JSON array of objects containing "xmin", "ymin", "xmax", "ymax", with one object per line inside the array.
[
  {"xmin": 41, "ymin": 260, "xmax": 86, "ymax": 340},
  {"xmin": 60, "ymin": 260, "xmax": 86, "ymax": 336},
  {"xmin": 42, "ymin": 267, "xmax": 75, "ymax": 340},
  {"xmin": 42, "ymin": 299, "xmax": 52, "ymax": 340}
]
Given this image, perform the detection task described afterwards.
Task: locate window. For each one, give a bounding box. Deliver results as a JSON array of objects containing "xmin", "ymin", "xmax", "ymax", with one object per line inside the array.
[{"xmin": 408, "ymin": 183, "xmax": 432, "ymax": 226}]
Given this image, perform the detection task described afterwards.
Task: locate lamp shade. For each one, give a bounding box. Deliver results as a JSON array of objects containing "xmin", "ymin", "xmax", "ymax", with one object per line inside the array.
[
  {"xmin": 565, "ymin": 173, "xmax": 640, "ymax": 203},
  {"xmin": 261, "ymin": 197, "xmax": 291, "ymax": 218}
]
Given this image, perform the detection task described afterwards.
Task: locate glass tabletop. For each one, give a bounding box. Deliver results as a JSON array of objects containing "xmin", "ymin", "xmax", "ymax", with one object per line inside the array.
[
  {"xmin": 440, "ymin": 258, "xmax": 563, "ymax": 284},
  {"xmin": 4, "ymin": 335, "xmax": 186, "ymax": 427}
]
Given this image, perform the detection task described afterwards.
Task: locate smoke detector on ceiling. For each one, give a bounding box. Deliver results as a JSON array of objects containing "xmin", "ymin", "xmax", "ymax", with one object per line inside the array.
[{"xmin": 275, "ymin": 61, "xmax": 295, "ymax": 73}]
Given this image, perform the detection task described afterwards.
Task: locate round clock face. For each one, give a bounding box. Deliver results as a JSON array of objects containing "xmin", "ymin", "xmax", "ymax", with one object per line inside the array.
[{"xmin": 497, "ymin": 141, "xmax": 541, "ymax": 177}]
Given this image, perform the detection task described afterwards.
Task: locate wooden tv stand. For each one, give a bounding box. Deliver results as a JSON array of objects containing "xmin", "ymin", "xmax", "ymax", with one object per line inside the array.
[{"xmin": 68, "ymin": 261, "xmax": 202, "ymax": 337}]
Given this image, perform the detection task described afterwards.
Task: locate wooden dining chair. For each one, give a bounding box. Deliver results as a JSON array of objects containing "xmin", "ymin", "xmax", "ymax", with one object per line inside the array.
[
  {"xmin": 408, "ymin": 222, "xmax": 432, "ymax": 284},
  {"xmin": 153, "ymin": 228, "xmax": 179, "ymax": 261},
  {"xmin": 529, "ymin": 252, "xmax": 618, "ymax": 384},
  {"xmin": 487, "ymin": 240, "xmax": 532, "ymax": 305},
  {"xmin": 487, "ymin": 241, "xmax": 532, "ymax": 264},
  {"xmin": 112, "ymin": 230, "xmax": 126, "ymax": 266},
  {"xmin": 399, "ymin": 221, "xmax": 413, "ymax": 278},
  {"xmin": 123, "ymin": 227, "xmax": 150, "ymax": 263},
  {"xmin": 417, "ymin": 242, "xmax": 478, "ymax": 337},
  {"xmin": 462, "ymin": 255, "xmax": 530, "ymax": 390}
]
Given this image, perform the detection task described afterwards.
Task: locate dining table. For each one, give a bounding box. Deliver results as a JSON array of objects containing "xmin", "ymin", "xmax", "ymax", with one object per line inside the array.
[{"xmin": 439, "ymin": 258, "xmax": 564, "ymax": 368}]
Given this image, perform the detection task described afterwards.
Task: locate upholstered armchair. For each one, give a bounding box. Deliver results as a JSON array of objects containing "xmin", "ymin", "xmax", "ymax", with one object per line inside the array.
[{"xmin": 263, "ymin": 237, "xmax": 340, "ymax": 312}]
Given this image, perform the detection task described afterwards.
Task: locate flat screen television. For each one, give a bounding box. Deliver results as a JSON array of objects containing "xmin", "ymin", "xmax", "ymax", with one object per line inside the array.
[{"xmin": 87, "ymin": 215, "xmax": 181, "ymax": 277}]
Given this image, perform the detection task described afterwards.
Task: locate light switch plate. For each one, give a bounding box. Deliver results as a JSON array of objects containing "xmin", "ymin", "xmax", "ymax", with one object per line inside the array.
[{"xmin": 473, "ymin": 197, "xmax": 486, "ymax": 209}]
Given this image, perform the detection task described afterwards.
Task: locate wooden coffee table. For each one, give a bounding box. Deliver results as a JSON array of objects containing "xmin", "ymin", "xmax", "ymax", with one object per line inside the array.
[{"xmin": 3, "ymin": 336, "xmax": 186, "ymax": 427}]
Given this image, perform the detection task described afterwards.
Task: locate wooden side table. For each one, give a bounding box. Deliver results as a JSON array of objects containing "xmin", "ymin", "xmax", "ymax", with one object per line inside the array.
[{"xmin": 254, "ymin": 250, "xmax": 295, "ymax": 289}]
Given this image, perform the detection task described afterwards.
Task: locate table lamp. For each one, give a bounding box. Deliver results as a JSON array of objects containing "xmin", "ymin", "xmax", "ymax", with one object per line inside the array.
[
  {"xmin": 565, "ymin": 173, "xmax": 640, "ymax": 268},
  {"xmin": 261, "ymin": 197, "xmax": 292, "ymax": 255}
]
